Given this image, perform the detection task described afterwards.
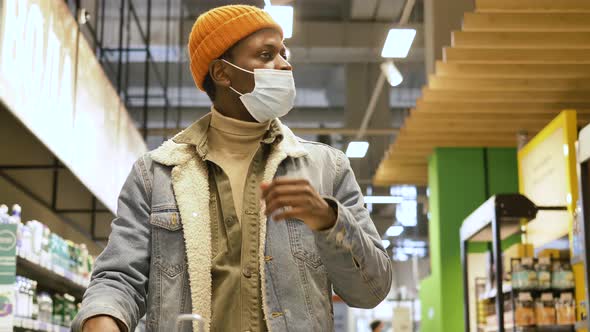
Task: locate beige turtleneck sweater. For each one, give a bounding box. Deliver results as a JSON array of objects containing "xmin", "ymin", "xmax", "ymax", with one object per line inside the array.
[{"xmin": 207, "ymin": 108, "xmax": 270, "ymax": 222}]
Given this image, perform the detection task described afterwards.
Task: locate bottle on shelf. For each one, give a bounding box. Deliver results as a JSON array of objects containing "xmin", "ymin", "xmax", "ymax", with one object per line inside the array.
[
  {"xmin": 53, "ymin": 293, "xmax": 64, "ymax": 326},
  {"xmin": 38, "ymin": 291, "xmax": 53, "ymax": 323},
  {"xmin": 31, "ymin": 280, "xmax": 39, "ymax": 320},
  {"xmin": 10, "ymin": 204, "xmax": 22, "ymax": 224},
  {"xmin": 0, "ymin": 204, "xmax": 9, "ymax": 223}
]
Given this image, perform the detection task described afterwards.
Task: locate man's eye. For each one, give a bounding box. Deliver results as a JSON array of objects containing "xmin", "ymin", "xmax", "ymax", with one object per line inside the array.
[{"xmin": 260, "ymin": 52, "xmax": 272, "ymax": 59}]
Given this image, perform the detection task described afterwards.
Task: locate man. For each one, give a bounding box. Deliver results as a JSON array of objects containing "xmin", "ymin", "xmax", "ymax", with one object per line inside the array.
[{"xmin": 73, "ymin": 4, "xmax": 392, "ymax": 332}]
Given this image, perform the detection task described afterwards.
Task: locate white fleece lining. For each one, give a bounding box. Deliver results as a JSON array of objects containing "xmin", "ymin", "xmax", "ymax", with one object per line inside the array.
[
  {"xmin": 171, "ymin": 157, "xmax": 212, "ymax": 332},
  {"xmin": 150, "ymin": 121, "xmax": 307, "ymax": 332}
]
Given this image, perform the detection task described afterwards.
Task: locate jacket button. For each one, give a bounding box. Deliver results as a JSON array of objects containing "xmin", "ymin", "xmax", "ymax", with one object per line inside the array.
[
  {"xmin": 225, "ymin": 217, "xmax": 235, "ymax": 224},
  {"xmin": 243, "ymin": 267, "xmax": 252, "ymax": 278}
]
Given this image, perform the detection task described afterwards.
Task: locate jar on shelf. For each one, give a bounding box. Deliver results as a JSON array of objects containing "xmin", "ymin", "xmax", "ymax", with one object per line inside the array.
[
  {"xmin": 556, "ymin": 293, "xmax": 576, "ymax": 325},
  {"xmin": 515, "ymin": 292, "xmax": 536, "ymax": 327},
  {"xmin": 512, "ymin": 258, "xmax": 538, "ymax": 290},
  {"xmin": 38, "ymin": 292, "xmax": 53, "ymax": 323},
  {"xmin": 536, "ymin": 257, "xmax": 552, "ymax": 290},
  {"xmin": 535, "ymin": 293, "xmax": 556, "ymax": 326},
  {"xmin": 552, "ymin": 261, "xmax": 575, "ymax": 290}
]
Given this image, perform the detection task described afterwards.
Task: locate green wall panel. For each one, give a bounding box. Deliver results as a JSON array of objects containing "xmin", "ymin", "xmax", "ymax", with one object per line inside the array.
[
  {"xmin": 419, "ymin": 147, "xmax": 519, "ymax": 332},
  {"xmin": 486, "ymin": 148, "xmax": 518, "ymax": 196}
]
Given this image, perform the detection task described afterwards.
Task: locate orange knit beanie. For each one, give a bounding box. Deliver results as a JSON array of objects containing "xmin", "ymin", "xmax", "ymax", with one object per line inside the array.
[{"xmin": 188, "ymin": 5, "xmax": 283, "ymax": 91}]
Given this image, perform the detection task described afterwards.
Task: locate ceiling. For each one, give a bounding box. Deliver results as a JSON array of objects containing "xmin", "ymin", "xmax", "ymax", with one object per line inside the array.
[{"xmin": 374, "ymin": 0, "xmax": 590, "ymax": 186}]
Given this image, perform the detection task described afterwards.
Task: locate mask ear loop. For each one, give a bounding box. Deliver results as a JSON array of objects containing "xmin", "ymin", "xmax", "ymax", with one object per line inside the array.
[
  {"xmin": 221, "ymin": 59, "xmax": 254, "ymax": 96},
  {"xmin": 221, "ymin": 59, "xmax": 254, "ymax": 74},
  {"xmin": 228, "ymin": 86, "xmax": 244, "ymax": 96}
]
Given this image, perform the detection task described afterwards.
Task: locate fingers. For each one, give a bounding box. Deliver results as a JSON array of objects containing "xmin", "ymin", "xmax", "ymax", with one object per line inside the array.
[
  {"xmin": 261, "ymin": 178, "xmax": 310, "ymax": 198},
  {"xmin": 263, "ymin": 185, "xmax": 314, "ymax": 203},
  {"xmin": 273, "ymin": 207, "xmax": 307, "ymax": 221},
  {"xmin": 265, "ymin": 195, "xmax": 312, "ymax": 216}
]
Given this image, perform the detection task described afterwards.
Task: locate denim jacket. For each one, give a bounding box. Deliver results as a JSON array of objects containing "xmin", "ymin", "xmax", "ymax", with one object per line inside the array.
[{"xmin": 72, "ymin": 116, "xmax": 393, "ymax": 332}]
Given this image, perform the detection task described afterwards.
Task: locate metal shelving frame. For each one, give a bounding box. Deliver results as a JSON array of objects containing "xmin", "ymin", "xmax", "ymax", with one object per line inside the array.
[{"xmin": 461, "ymin": 194, "xmax": 568, "ymax": 332}]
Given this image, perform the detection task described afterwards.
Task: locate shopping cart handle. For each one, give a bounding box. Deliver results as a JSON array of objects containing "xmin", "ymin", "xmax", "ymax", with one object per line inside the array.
[{"xmin": 175, "ymin": 313, "xmax": 206, "ymax": 332}]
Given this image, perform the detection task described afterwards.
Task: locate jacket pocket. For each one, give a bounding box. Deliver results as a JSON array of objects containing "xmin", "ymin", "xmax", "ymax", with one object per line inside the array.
[
  {"xmin": 286, "ymin": 219, "xmax": 323, "ymax": 269},
  {"xmin": 150, "ymin": 210, "xmax": 185, "ymax": 278}
]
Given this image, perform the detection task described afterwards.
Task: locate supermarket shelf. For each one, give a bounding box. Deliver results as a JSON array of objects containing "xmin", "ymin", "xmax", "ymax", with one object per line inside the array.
[
  {"xmin": 13, "ymin": 317, "xmax": 69, "ymax": 332},
  {"xmin": 536, "ymin": 325, "xmax": 575, "ymax": 332},
  {"xmin": 460, "ymin": 194, "xmax": 538, "ymax": 242},
  {"xmin": 479, "ymin": 323, "xmax": 514, "ymax": 332},
  {"xmin": 16, "ymin": 254, "xmax": 89, "ymax": 300}
]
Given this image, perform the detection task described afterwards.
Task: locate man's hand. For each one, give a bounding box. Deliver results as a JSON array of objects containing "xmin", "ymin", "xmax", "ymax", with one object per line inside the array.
[
  {"xmin": 261, "ymin": 178, "xmax": 337, "ymax": 231},
  {"xmin": 82, "ymin": 315, "xmax": 123, "ymax": 332}
]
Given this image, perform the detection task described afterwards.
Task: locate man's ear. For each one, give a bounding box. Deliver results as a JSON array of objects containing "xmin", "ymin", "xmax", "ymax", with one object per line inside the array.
[{"xmin": 209, "ymin": 60, "xmax": 231, "ymax": 88}]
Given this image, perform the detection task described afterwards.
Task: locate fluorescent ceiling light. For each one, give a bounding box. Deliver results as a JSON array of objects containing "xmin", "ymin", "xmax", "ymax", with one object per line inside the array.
[
  {"xmin": 386, "ymin": 225, "xmax": 404, "ymax": 237},
  {"xmin": 264, "ymin": 5, "xmax": 293, "ymax": 39},
  {"xmin": 381, "ymin": 239, "xmax": 391, "ymax": 249},
  {"xmin": 381, "ymin": 28, "xmax": 416, "ymax": 58},
  {"xmin": 364, "ymin": 196, "xmax": 403, "ymax": 204},
  {"xmin": 346, "ymin": 141, "xmax": 369, "ymax": 158},
  {"xmin": 380, "ymin": 61, "xmax": 403, "ymax": 87}
]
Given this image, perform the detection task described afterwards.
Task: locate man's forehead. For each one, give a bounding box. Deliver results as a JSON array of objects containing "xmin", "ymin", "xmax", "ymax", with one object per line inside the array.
[{"xmin": 238, "ymin": 29, "xmax": 284, "ymax": 48}]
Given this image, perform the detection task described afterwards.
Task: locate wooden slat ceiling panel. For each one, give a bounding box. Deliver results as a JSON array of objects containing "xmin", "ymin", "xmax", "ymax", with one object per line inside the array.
[
  {"xmin": 444, "ymin": 48, "xmax": 590, "ymax": 64},
  {"xmin": 475, "ymin": 0, "xmax": 590, "ymax": 13},
  {"xmin": 452, "ymin": 31, "xmax": 590, "ymax": 48},
  {"xmin": 428, "ymin": 77, "xmax": 590, "ymax": 91},
  {"xmin": 435, "ymin": 62, "xmax": 590, "ymax": 78},
  {"xmin": 374, "ymin": 2, "xmax": 590, "ymax": 185},
  {"xmin": 421, "ymin": 89, "xmax": 590, "ymax": 102},
  {"xmin": 415, "ymin": 99, "xmax": 590, "ymax": 114},
  {"xmin": 462, "ymin": 13, "xmax": 590, "ymax": 32}
]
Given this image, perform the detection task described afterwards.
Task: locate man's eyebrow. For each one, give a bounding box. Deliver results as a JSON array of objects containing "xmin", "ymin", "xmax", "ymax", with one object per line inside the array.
[{"xmin": 261, "ymin": 43, "xmax": 280, "ymax": 50}]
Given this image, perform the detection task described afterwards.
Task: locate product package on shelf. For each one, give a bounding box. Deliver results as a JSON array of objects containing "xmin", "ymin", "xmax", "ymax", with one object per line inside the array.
[
  {"xmin": 515, "ymin": 292, "xmax": 536, "ymax": 327},
  {"xmin": 14, "ymin": 275, "xmax": 80, "ymax": 329},
  {"xmin": 535, "ymin": 293, "xmax": 556, "ymax": 326},
  {"xmin": 556, "ymin": 293, "xmax": 576, "ymax": 325},
  {"xmin": 536, "ymin": 257, "xmax": 552, "ymax": 290},
  {"xmin": 2, "ymin": 202, "xmax": 95, "ymax": 287},
  {"xmin": 512, "ymin": 257, "xmax": 538, "ymax": 290},
  {"xmin": 551, "ymin": 261, "xmax": 575, "ymax": 290},
  {"xmin": 512, "ymin": 258, "xmax": 577, "ymax": 329}
]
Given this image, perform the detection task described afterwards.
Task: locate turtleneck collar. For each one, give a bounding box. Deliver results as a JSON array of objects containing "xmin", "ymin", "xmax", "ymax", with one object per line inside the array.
[{"xmin": 210, "ymin": 107, "xmax": 270, "ymax": 137}]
